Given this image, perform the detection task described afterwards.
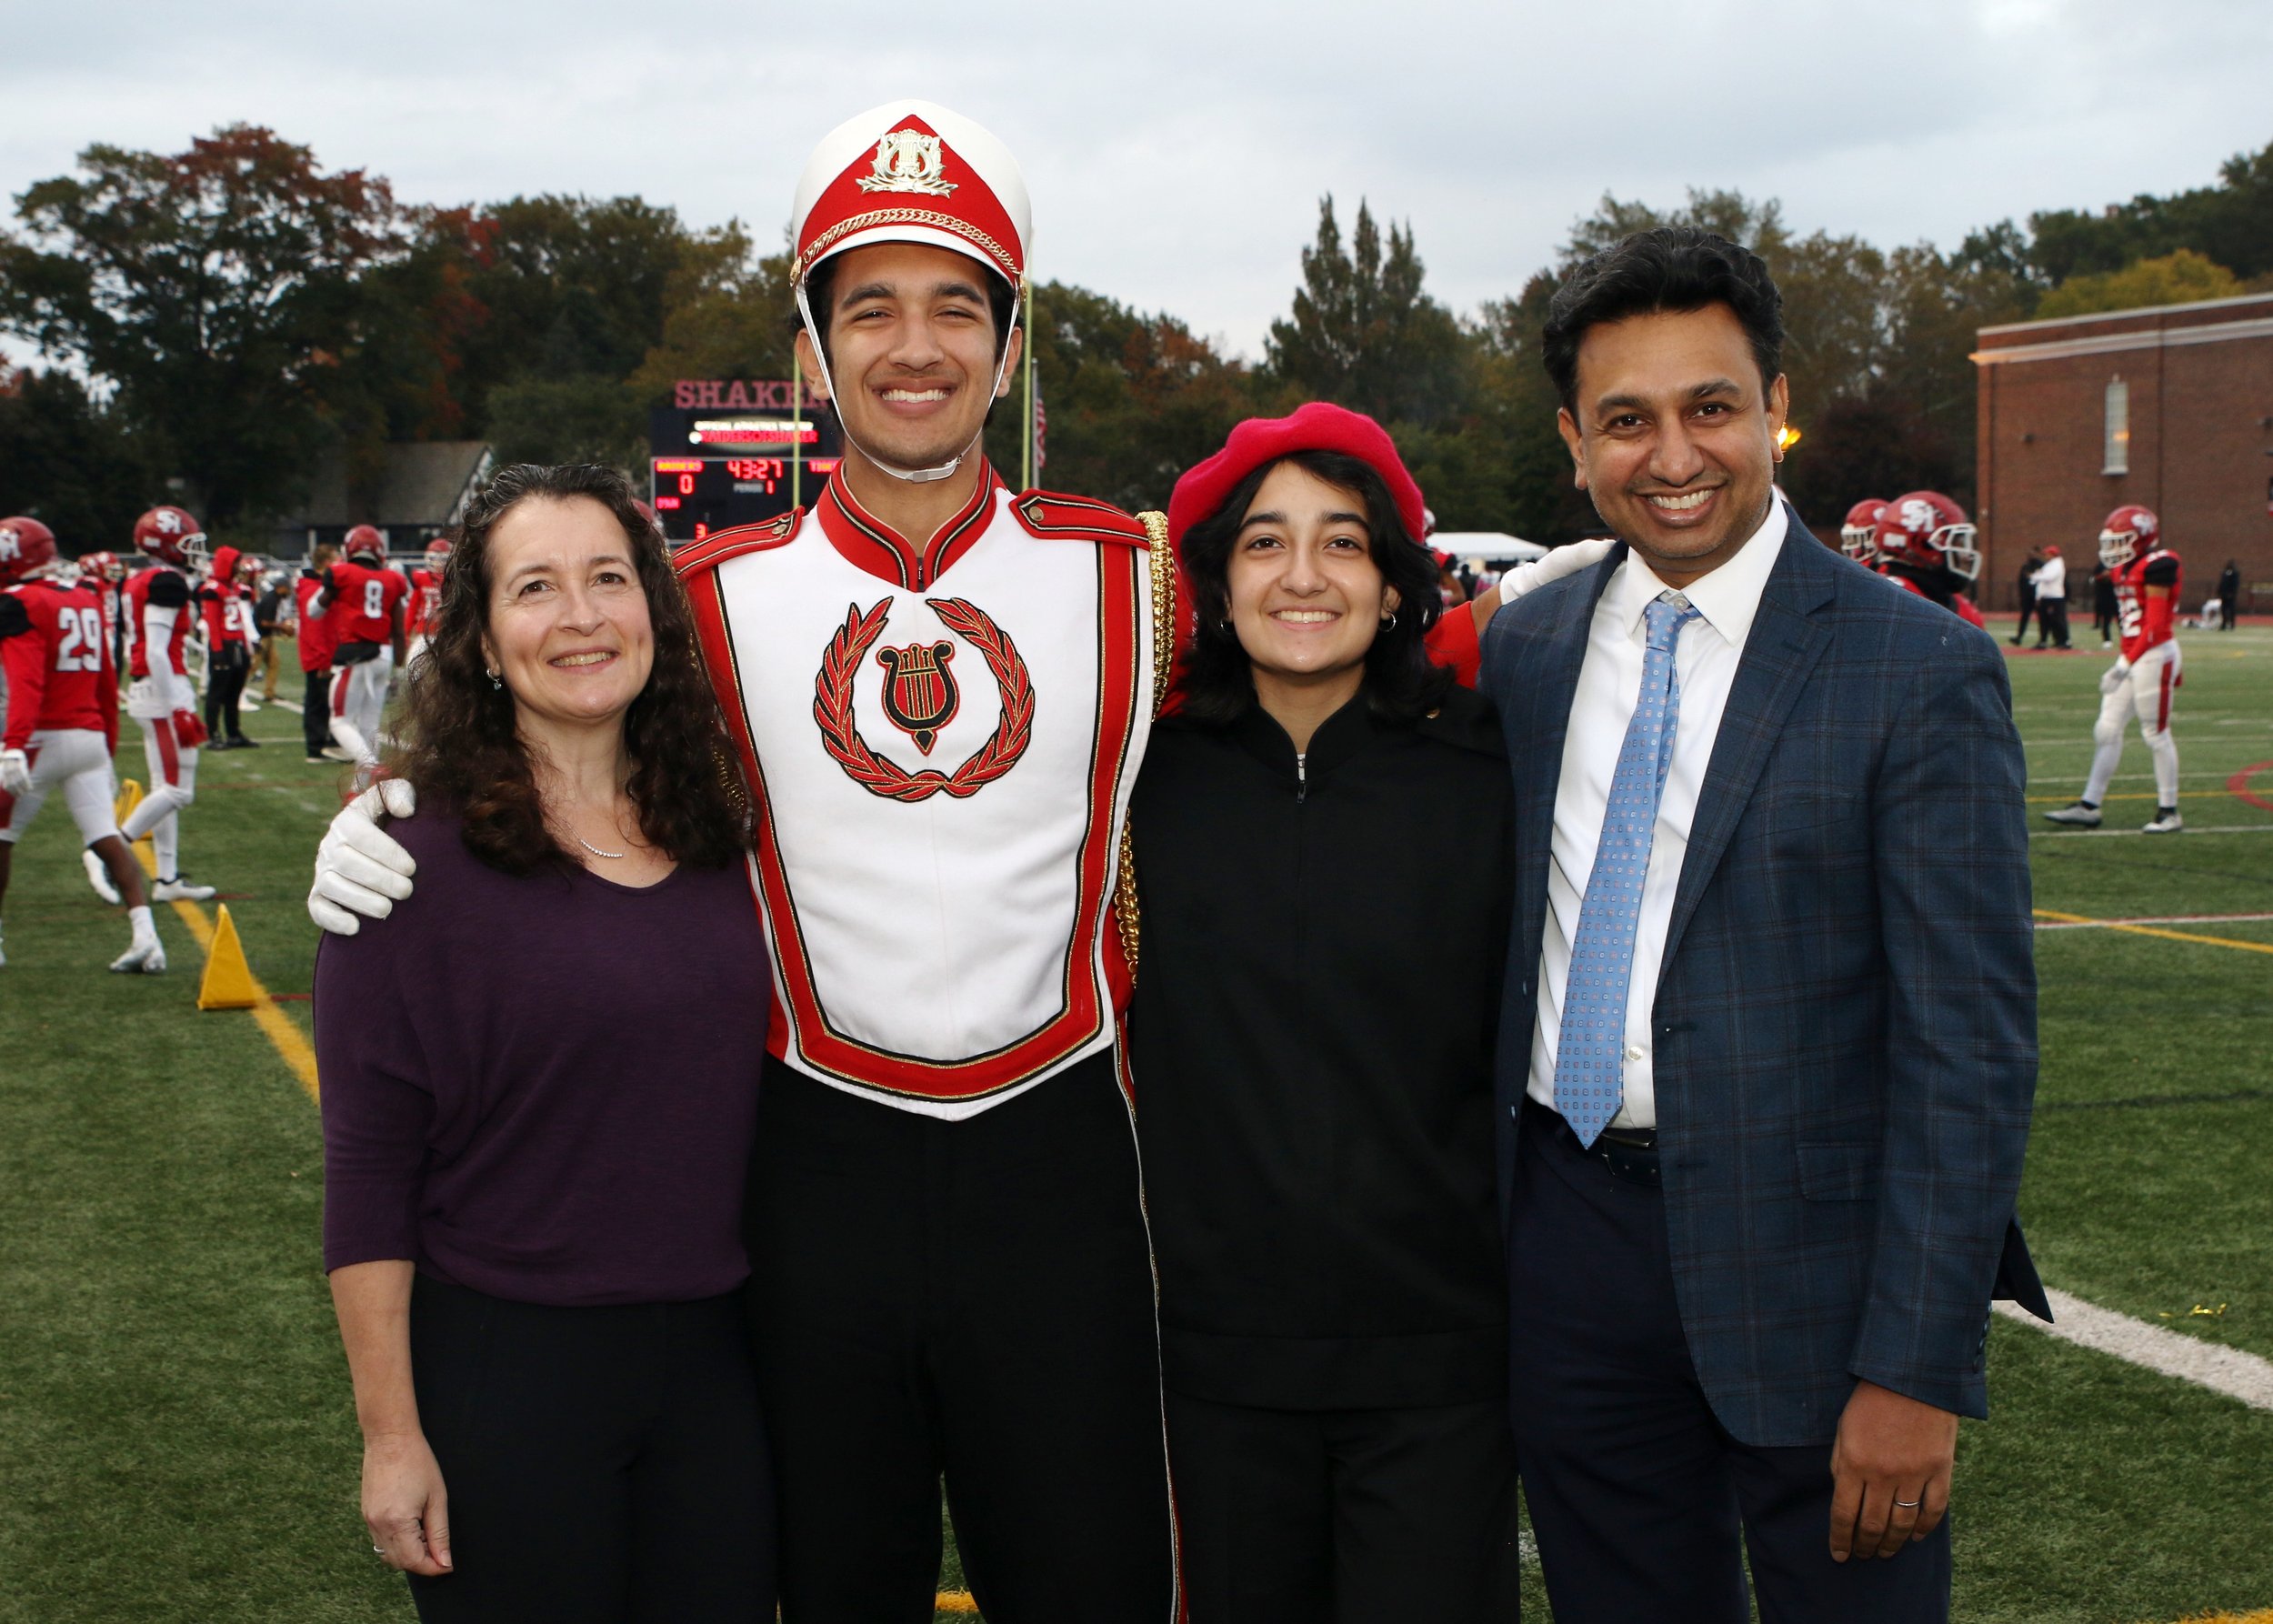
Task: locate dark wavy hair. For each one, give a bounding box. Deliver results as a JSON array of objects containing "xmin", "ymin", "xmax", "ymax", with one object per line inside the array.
[
  {"xmin": 390, "ymin": 463, "xmax": 751, "ymax": 875},
  {"xmin": 1175, "ymin": 449, "xmax": 1451, "ymax": 727},
  {"xmin": 1541, "ymin": 226, "xmax": 1784, "ymax": 414}
]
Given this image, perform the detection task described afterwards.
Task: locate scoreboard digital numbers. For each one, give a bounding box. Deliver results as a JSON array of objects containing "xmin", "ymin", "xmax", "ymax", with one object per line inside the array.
[{"xmin": 648, "ymin": 380, "xmax": 844, "ymax": 544}]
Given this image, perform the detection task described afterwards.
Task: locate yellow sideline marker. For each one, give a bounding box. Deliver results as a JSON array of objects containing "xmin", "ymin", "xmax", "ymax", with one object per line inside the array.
[
  {"xmin": 2034, "ymin": 908, "xmax": 2273, "ymax": 957},
  {"xmin": 196, "ymin": 905, "xmax": 260, "ymax": 1009},
  {"xmin": 127, "ymin": 830, "xmax": 323, "ymax": 1102},
  {"xmin": 936, "ymin": 1594, "xmax": 980, "ymax": 1614},
  {"xmin": 2165, "ymin": 1612, "xmax": 2273, "ymax": 1623}
]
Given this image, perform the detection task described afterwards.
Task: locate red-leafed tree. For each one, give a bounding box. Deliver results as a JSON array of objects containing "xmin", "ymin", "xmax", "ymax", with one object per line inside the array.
[{"xmin": 0, "ymin": 125, "xmax": 406, "ymax": 524}]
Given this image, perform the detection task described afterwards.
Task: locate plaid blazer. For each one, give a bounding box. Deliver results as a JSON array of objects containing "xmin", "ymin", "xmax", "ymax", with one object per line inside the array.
[{"xmin": 1482, "ymin": 526, "xmax": 2049, "ymax": 1447}]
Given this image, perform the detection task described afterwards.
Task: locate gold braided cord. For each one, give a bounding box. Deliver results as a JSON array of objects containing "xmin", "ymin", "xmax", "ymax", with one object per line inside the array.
[
  {"xmin": 1138, "ymin": 510, "xmax": 1175, "ymax": 720},
  {"xmin": 794, "ymin": 209, "xmax": 1019, "ymax": 284},
  {"xmin": 1115, "ymin": 512, "xmax": 1176, "ymax": 984}
]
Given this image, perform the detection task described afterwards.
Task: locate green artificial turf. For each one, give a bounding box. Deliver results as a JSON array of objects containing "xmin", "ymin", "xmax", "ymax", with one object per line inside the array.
[{"xmin": 1, "ymin": 627, "xmax": 2268, "ymax": 1622}]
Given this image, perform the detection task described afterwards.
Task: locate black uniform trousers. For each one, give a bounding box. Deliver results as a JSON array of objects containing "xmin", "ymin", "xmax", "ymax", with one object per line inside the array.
[
  {"xmin": 745, "ymin": 1053, "xmax": 1176, "ymax": 1624},
  {"xmin": 1167, "ymin": 1391, "xmax": 1517, "ymax": 1623},
  {"xmin": 2034, "ymin": 597, "xmax": 2070, "ymax": 648},
  {"xmin": 406, "ymin": 1275, "xmax": 775, "ymax": 1623},
  {"xmin": 1508, "ymin": 1100, "xmax": 1950, "ymax": 1624},
  {"xmin": 303, "ymin": 668, "xmax": 333, "ymax": 756},
  {"xmin": 204, "ymin": 641, "xmax": 249, "ymax": 741}
]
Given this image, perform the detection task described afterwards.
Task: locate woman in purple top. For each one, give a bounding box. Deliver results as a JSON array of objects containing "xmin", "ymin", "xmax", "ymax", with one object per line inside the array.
[{"xmin": 315, "ymin": 464, "xmax": 773, "ymax": 1622}]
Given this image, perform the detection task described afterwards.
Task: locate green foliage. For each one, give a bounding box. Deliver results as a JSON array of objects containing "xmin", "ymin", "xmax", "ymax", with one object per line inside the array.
[
  {"xmin": 0, "ymin": 368, "xmax": 161, "ymax": 550},
  {"xmin": 1265, "ymin": 197, "xmax": 1467, "ymax": 431},
  {"xmin": 2035, "ymin": 248, "xmax": 2246, "ymax": 319},
  {"xmin": 0, "ymin": 125, "xmax": 405, "ymax": 525},
  {"xmin": 2028, "ymin": 138, "xmax": 2273, "ymax": 283},
  {"xmin": 481, "ymin": 375, "xmax": 646, "ymax": 469}
]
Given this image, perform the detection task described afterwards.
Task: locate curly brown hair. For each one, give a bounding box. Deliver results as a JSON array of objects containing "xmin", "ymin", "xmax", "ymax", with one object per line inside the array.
[{"xmin": 389, "ymin": 463, "xmax": 751, "ymax": 874}]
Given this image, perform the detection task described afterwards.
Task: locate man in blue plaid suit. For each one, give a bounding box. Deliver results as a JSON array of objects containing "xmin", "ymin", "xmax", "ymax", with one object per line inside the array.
[{"xmin": 1479, "ymin": 227, "xmax": 2049, "ymax": 1623}]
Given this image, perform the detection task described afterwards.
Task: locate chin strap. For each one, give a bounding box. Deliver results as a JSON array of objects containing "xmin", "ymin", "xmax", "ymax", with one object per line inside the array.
[{"xmin": 794, "ymin": 277, "xmax": 1024, "ymax": 486}]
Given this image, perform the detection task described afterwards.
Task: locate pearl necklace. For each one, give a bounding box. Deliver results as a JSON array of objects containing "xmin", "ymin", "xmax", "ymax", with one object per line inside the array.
[{"xmin": 576, "ymin": 835, "xmax": 626, "ymax": 860}]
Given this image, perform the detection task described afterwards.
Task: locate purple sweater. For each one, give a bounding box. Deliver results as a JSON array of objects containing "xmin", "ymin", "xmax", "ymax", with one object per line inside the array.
[{"xmin": 315, "ymin": 811, "xmax": 768, "ymax": 1307}]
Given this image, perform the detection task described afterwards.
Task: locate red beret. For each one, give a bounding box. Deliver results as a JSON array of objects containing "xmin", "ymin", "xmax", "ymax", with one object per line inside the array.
[{"xmin": 1166, "ymin": 402, "xmax": 1427, "ymax": 556}]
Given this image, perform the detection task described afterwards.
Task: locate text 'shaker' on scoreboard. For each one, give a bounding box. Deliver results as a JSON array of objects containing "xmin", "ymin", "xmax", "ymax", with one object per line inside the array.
[{"xmin": 648, "ymin": 380, "xmax": 845, "ymax": 543}]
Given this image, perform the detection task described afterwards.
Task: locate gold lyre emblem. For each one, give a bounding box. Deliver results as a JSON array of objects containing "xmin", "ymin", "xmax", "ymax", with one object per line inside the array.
[{"xmin": 856, "ymin": 130, "xmax": 958, "ymax": 197}]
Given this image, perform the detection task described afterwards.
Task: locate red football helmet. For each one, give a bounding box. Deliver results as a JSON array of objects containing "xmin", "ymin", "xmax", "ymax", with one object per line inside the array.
[
  {"xmin": 80, "ymin": 549, "xmax": 125, "ymax": 584},
  {"xmin": 1875, "ymin": 491, "xmax": 1979, "ymax": 581},
  {"xmin": 0, "ymin": 516, "xmax": 58, "ymax": 586},
  {"xmin": 2098, "ymin": 504, "xmax": 2159, "ymax": 569},
  {"xmin": 1839, "ymin": 499, "xmax": 1887, "ymax": 563},
  {"xmin": 133, "ymin": 505, "xmax": 207, "ymax": 568},
  {"xmin": 343, "ymin": 524, "xmax": 387, "ymax": 565},
  {"xmin": 424, "ymin": 536, "xmax": 452, "ymax": 572}
]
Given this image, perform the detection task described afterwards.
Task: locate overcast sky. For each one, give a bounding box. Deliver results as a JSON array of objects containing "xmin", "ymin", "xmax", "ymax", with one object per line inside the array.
[{"xmin": 5, "ymin": 0, "xmax": 2270, "ymax": 363}]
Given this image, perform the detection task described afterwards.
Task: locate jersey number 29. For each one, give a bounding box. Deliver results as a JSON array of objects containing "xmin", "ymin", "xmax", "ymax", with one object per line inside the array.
[{"xmin": 55, "ymin": 607, "xmax": 105, "ymax": 673}]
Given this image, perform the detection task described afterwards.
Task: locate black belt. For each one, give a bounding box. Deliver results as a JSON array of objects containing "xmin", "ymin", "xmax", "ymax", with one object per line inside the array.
[{"xmin": 1526, "ymin": 1096, "xmax": 1661, "ymax": 1188}]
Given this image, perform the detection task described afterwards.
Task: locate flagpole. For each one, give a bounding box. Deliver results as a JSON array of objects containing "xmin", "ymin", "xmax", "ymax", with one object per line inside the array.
[{"xmin": 1021, "ymin": 278, "xmax": 1036, "ymax": 491}]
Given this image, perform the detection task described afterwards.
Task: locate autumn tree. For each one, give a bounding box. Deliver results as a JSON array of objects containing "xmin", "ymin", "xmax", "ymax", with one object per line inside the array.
[
  {"xmin": 0, "ymin": 125, "xmax": 404, "ymax": 524},
  {"xmin": 1266, "ymin": 197, "xmax": 1467, "ymax": 430}
]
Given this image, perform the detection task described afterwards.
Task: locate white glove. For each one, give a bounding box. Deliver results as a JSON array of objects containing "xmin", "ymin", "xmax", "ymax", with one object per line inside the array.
[
  {"xmin": 2099, "ymin": 659, "xmax": 2131, "ymax": 696},
  {"xmin": 0, "ymin": 748, "xmax": 30, "ymax": 799},
  {"xmin": 1498, "ymin": 536, "xmax": 1617, "ymax": 606},
  {"xmin": 308, "ymin": 778, "xmax": 420, "ymax": 935}
]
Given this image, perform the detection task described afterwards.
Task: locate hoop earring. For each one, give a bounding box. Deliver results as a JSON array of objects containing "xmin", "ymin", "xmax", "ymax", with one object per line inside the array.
[{"xmin": 1382, "ymin": 611, "xmax": 1398, "ymax": 631}]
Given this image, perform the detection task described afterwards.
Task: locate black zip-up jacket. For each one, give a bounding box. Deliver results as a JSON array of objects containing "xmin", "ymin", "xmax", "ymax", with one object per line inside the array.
[{"xmin": 1127, "ymin": 685, "xmax": 1514, "ymax": 1409}]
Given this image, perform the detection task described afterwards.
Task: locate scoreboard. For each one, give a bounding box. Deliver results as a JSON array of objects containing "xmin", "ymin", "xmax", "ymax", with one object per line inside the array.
[{"xmin": 648, "ymin": 381, "xmax": 844, "ymax": 543}]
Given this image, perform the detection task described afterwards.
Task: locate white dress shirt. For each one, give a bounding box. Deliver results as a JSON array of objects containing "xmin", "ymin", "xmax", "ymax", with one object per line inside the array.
[
  {"xmin": 2033, "ymin": 555, "xmax": 2067, "ymax": 599},
  {"xmin": 1527, "ymin": 501, "xmax": 1787, "ymax": 1129}
]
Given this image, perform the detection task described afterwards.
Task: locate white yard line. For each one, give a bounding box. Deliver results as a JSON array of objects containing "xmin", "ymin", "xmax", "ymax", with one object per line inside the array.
[
  {"xmin": 2030, "ymin": 825, "xmax": 2273, "ymax": 839},
  {"xmin": 1996, "ymin": 1288, "xmax": 2273, "ymax": 1410}
]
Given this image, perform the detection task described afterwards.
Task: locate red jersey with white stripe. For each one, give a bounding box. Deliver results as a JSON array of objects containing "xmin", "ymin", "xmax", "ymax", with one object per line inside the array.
[
  {"xmin": 201, "ymin": 581, "xmax": 249, "ymax": 645},
  {"xmin": 2115, "ymin": 548, "xmax": 2182, "ymax": 663},
  {"xmin": 406, "ymin": 567, "xmax": 443, "ymax": 636},
  {"xmin": 323, "ymin": 560, "xmax": 409, "ymax": 646},
  {"xmin": 295, "ymin": 574, "xmax": 340, "ymax": 671},
  {"xmin": 125, "ymin": 564, "xmax": 194, "ymax": 680},
  {"xmin": 1, "ymin": 578, "xmax": 118, "ymax": 749}
]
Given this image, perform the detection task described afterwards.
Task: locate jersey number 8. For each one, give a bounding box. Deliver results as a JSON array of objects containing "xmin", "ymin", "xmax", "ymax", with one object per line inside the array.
[{"xmin": 363, "ymin": 580, "xmax": 386, "ymax": 620}]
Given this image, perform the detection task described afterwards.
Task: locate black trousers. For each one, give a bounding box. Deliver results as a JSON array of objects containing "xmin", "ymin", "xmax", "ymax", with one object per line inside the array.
[
  {"xmin": 406, "ymin": 1275, "xmax": 775, "ymax": 1623},
  {"xmin": 204, "ymin": 642, "xmax": 248, "ymax": 740},
  {"xmin": 1167, "ymin": 1390, "xmax": 1517, "ymax": 1624},
  {"xmin": 2034, "ymin": 598, "xmax": 2069, "ymax": 647},
  {"xmin": 303, "ymin": 668, "xmax": 332, "ymax": 755},
  {"xmin": 745, "ymin": 1054, "xmax": 1176, "ymax": 1624},
  {"xmin": 1508, "ymin": 1101, "xmax": 1950, "ymax": 1624},
  {"xmin": 2009, "ymin": 595, "xmax": 2036, "ymax": 643}
]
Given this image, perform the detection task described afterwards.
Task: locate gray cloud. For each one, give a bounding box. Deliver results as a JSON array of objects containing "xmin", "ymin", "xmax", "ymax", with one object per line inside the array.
[{"xmin": 4, "ymin": 0, "xmax": 2268, "ymax": 359}]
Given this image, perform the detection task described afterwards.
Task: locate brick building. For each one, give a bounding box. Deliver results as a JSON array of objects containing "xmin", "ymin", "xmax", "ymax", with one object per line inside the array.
[{"xmin": 1972, "ymin": 292, "xmax": 2273, "ymax": 612}]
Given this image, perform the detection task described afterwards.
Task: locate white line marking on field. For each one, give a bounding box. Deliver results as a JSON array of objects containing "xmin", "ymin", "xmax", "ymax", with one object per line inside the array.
[
  {"xmin": 2035, "ymin": 913, "xmax": 2273, "ymax": 929},
  {"xmin": 2030, "ymin": 825, "xmax": 2273, "ymax": 838},
  {"xmin": 1996, "ymin": 1288, "xmax": 2273, "ymax": 1409},
  {"xmin": 270, "ymin": 698, "xmax": 303, "ymax": 713}
]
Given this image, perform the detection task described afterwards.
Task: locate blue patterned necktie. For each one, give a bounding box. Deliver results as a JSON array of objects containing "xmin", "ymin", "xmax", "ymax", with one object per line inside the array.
[{"xmin": 1553, "ymin": 592, "xmax": 1701, "ymax": 1147}]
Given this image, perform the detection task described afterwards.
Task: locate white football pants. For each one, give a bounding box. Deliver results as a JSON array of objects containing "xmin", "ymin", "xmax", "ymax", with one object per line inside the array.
[
  {"xmin": 121, "ymin": 715, "xmax": 201, "ymax": 880},
  {"xmin": 0, "ymin": 729, "xmax": 120, "ymax": 847},
  {"xmin": 329, "ymin": 652, "xmax": 395, "ymax": 767},
  {"xmin": 2083, "ymin": 640, "xmax": 2182, "ymax": 808}
]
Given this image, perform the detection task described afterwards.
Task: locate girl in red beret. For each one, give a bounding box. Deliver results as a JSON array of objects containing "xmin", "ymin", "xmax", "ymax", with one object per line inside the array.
[{"xmin": 1127, "ymin": 404, "xmax": 1595, "ymax": 1620}]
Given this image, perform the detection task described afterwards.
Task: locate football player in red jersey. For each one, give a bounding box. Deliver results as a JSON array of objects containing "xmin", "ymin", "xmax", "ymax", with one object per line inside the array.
[
  {"xmin": 315, "ymin": 525, "xmax": 409, "ymax": 767},
  {"xmin": 1872, "ymin": 491, "xmax": 1988, "ymax": 629},
  {"xmin": 404, "ymin": 537, "xmax": 448, "ymax": 674},
  {"xmin": 0, "ymin": 516, "xmax": 165, "ymax": 971},
  {"xmin": 197, "ymin": 545, "xmax": 261, "ymax": 749},
  {"xmin": 2044, "ymin": 504, "xmax": 2185, "ymax": 832},
  {"xmin": 1839, "ymin": 498, "xmax": 1886, "ymax": 564},
  {"xmin": 116, "ymin": 506, "xmax": 219, "ymax": 900},
  {"xmin": 76, "ymin": 549, "xmax": 129, "ymax": 672}
]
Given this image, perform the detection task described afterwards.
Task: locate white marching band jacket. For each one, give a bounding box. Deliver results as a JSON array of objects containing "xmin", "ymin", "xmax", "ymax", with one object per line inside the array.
[{"xmin": 676, "ymin": 465, "xmax": 1174, "ymax": 1118}]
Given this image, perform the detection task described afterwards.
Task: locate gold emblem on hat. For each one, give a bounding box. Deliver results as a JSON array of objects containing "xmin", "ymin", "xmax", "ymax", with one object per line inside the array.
[{"xmin": 857, "ymin": 130, "xmax": 958, "ymax": 197}]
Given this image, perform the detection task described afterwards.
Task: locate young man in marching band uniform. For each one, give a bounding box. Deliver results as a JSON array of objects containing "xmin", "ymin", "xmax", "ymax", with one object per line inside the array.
[
  {"xmin": 117, "ymin": 506, "xmax": 218, "ymax": 901},
  {"xmin": 0, "ymin": 516, "xmax": 165, "ymax": 970},
  {"xmin": 2045, "ymin": 503, "xmax": 2186, "ymax": 833}
]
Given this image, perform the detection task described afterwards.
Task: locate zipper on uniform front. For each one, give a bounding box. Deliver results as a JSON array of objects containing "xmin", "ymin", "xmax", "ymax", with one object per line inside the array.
[{"xmin": 1295, "ymin": 752, "xmax": 1307, "ymax": 803}]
